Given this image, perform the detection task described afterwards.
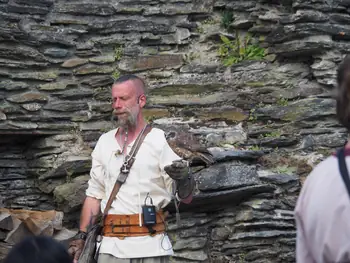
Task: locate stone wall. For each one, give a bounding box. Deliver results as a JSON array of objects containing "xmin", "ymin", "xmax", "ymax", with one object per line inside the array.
[{"xmin": 1, "ymin": 0, "xmax": 350, "ymax": 262}]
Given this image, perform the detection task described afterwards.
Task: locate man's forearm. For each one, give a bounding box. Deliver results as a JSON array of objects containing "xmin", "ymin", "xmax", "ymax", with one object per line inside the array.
[{"xmin": 79, "ymin": 196, "xmax": 101, "ymax": 232}]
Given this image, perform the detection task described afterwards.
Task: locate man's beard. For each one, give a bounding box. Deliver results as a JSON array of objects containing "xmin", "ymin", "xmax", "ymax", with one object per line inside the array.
[{"xmin": 111, "ymin": 107, "xmax": 138, "ymax": 129}]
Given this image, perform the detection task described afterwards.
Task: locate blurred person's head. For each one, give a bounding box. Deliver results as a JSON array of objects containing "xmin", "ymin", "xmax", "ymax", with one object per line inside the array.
[
  {"xmin": 3, "ymin": 235, "xmax": 72, "ymax": 263},
  {"xmin": 336, "ymin": 55, "xmax": 350, "ymax": 131}
]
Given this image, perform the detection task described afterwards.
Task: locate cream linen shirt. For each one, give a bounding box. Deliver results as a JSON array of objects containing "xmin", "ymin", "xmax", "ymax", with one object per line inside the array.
[
  {"xmin": 85, "ymin": 127, "xmax": 180, "ymax": 259},
  {"xmin": 294, "ymin": 154, "xmax": 350, "ymax": 263}
]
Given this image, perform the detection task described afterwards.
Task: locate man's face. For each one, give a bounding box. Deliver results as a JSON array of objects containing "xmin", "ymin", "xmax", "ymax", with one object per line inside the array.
[{"xmin": 111, "ymin": 80, "xmax": 143, "ymax": 128}]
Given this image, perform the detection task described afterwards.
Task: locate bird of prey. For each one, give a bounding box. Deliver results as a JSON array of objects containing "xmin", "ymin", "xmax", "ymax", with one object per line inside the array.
[{"xmin": 165, "ymin": 130, "xmax": 215, "ymax": 167}]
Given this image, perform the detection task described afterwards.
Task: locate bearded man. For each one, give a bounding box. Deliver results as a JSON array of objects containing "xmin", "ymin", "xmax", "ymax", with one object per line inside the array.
[{"xmin": 68, "ymin": 75, "xmax": 194, "ymax": 263}]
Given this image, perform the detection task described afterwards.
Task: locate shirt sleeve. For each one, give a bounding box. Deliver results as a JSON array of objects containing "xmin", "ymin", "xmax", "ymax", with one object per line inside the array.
[
  {"xmin": 159, "ymin": 134, "xmax": 182, "ymax": 196},
  {"xmin": 294, "ymin": 207, "xmax": 316, "ymax": 263},
  {"xmin": 85, "ymin": 137, "xmax": 106, "ymax": 200}
]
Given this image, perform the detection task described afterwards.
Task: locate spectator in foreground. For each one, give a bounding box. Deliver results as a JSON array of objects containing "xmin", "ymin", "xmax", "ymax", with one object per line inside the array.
[
  {"xmin": 294, "ymin": 55, "xmax": 350, "ymax": 263},
  {"xmin": 3, "ymin": 235, "xmax": 72, "ymax": 263}
]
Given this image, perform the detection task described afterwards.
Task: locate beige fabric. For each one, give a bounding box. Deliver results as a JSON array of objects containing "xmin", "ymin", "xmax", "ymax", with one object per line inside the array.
[
  {"xmin": 98, "ymin": 253, "xmax": 170, "ymax": 263},
  {"xmin": 294, "ymin": 155, "xmax": 350, "ymax": 263},
  {"xmin": 86, "ymin": 127, "xmax": 180, "ymax": 258}
]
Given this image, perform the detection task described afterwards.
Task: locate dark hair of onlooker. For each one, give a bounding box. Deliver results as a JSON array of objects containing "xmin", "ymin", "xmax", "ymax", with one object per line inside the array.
[
  {"xmin": 3, "ymin": 235, "xmax": 72, "ymax": 263},
  {"xmin": 336, "ymin": 55, "xmax": 350, "ymax": 130}
]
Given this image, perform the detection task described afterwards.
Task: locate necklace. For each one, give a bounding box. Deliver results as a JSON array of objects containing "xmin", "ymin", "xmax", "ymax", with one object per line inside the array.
[
  {"xmin": 120, "ymin": 128, "xmax": 128, "ymax": 156},
  {"xmin": 115, "ymin": 128, "xmax": 128, "ymax": 157}
]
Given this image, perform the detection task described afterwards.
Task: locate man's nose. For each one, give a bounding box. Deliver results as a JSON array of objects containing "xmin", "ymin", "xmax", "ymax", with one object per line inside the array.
[{"xmin": 113, "ymin": 99, "xmax": 122, "ymax": 108}]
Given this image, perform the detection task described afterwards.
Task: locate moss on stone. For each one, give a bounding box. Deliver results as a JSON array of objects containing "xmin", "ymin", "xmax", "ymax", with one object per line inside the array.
[
  {"xmin": 195, "ymin": 109, "xmax": 248, "ymax": 122},
  {"xmin": 143, "ymin": 108, "xmax": 171, "ymax": 121}
]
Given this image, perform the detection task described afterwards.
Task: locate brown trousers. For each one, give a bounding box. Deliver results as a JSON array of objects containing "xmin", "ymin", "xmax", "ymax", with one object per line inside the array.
[{"xmin": 98, "ymin": 254, "xmax": 170, "ymax": 263}]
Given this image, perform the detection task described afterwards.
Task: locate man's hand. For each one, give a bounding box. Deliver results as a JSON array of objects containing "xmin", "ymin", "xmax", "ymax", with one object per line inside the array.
[
  {"xmin": 68, "ymin": 238, "xmax": 85, "ymax": 263},
  {"xmin": 164, "ymin": 159, "xmax": 189, "ymax": 181}
]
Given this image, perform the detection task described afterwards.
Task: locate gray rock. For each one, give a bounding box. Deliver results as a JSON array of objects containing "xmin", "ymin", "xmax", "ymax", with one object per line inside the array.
[
  {"xmin": 0, "ymin": 111, "xmax": 6, "ymax": 120},
  {"xmin": 43, "ymin": 101, "xmax": 88, "ymax": 112},
  {"xmin": 226, "ymin": 1, "xmax": 256, "ymax": 11},
  {"xmin": 268, "ymin": 35, "xmax": 333, "ymax": 57},
  {"xmin": 229, "ymin": 230, "xmax": 296, "ymax": 241},
  {"xmin": 211, "ymin": 227, "xmax": 231, "ymax": 241},
  {"xmin": 6, "ymin": 92, "xmax": 48, "ymax": 104},
  {"xmin": 53, "ymin": 175, "xmax": 90, "ymax": 213},
  {"xmin": 281, "ymin": 10, "xmax": 329, "ymax": 24},
  {"xmin": 173, "ymin": 237, "xmax": 207, "ymax": 251},
  {"xmin": 210, "ymin": 149, "xmax": 265, "ymax": 162},
  {"xmin": 170, "ymin": 185, "xmax": 276, "ymax": 213},
  {"xmin": 313, "ymin": 132, "xmax": 348, "ymax": 147},
  {"xmin": 180, "ymin": 63, "xmax": 225, "ymax": 74},
  {"xmin": 21, "ymin": 103, "xmax": 42, "ymax": 112},
  {"xmin": 54, "ymin": 3, "xmax": 116, "ymax": 16},
  {"xmin": 222, "ymin": 238, "xmax": 276, "ymax": 251},
  {"xmin": 167, "ymin": 216, "xmax": 211, "ymax": 231},
  {"xmin": 52, "ymin": 88, "xmax": 94, "ymax": 100},
  {"xmin": 293, "ymin": 0, "xmax": 346, "ymax": 12},
  {"xmin": 196, "ymin": 163, "xmax": 260, "ymax": 191},
  {"xmin": 39, "ymin": 156, "xmax": 91, "ymax": 180},
  {"xmin": 96, "ymin": 19, "xmax": 173, "ymax": 35},
  {"xmin": 43, "ymin": 48, "xmax": 69, "ymax": 58},
  {"xmin": 81, "ymin": 75, "xmax": 114, "ymax": 88},
  {"xmin": 0, "ymin": 80, "xmax": 29, "ymax": 91},
  {"xmin": 256, "ymin": 137, "xmax": 299, "ymax": 148},
  {"xmin": 256, "ymin": 98, "xmax": 335, "ymax": 122},
  {"xmin": 173, "ymin": 250, "xmax": 208, "ymax": 262},
  {"xmin": 119, "ymin": 54, "xmax": 183, "ymax": 72}
]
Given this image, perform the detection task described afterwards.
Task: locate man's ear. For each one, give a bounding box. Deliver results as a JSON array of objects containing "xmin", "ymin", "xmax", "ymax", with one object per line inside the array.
[{"xmin": 138, "ymin": 94, "xmax": 146, "ymax": 108}]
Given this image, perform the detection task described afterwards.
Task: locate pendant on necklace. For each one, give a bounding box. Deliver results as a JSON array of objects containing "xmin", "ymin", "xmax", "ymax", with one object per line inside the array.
[{"xmin": 115, "ymin": 150, "xmax": 122, "ymax": 156}]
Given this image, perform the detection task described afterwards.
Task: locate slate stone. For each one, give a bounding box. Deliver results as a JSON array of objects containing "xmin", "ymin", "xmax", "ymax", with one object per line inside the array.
[
  {"xmin": 81, "ymin": 75, "xmax": 114, "ymax": 88},
  {"xmin": 43, "ymin": 101, "xmax": 88, "ymax": 112},
  {"xmin": 256, "ymin": 98, "xmax": 335, "ymax": 122},
  {"xmin": 54, "ymin": 3, "xmax": 116, "ymax": 16},
  {"xmin": 166, "ymin": 185, "xmax": 276, "ymax": 213},
  {"xmin": 43, "ymin": 48, "xmax": 69, "ymax": 58},
  {"xmin": 38, "ymin": 82, "xmax": 75, "ymax": 91},
  {"xmin": 0, "ymin": 80, "xmax": 29, "ymax": 91},
  {"xmin": 211, "ymin": 149, "xmax": 265, "ymax": 162},
  {"xmin": 196, "ymin": 163, "xmax": 260, "ymax": 192},
  {"xmin": 259, "ymin": 173, "xmax": 299, "ymax": 185},
  {"xmin": 61, "ymin": 58, "xmax": 88, "ymax": 68},
  {"xmin": 96, "ymin": 19, "xmax": 173, "ymax": 34},
  {"xmin": 73, "ymin": 65, "xmax": 114, "ymax": 75},
  {"xmin": 226, "ymin": 1, "xmax": 256, "ymax": 11},
  {"xmin": 172, "ymin": 250, "xmax": 208, "ymax": 262},
  {"xmin": 0, "ymin": 43, "xmax": 47, "ymax": 62},
  {"xmin": 173, "ymin": 237, "xmax": 207, "ymax": 251},
  {"xmin": 21, "ymin": 103, "xmax": 42, "ymax": 112},
  {"xmin": 0, "ymin": 111, "xmax": 6, "ymax": 120},
  {"xmin": 7, "ymin": 3, "xmax": 50, "ymax": 15},
  {"xmin": 10, "ymin": 71, "xmax": 59, "ymax": 81},
  {"xmin": 6, "ymin": 93, "xmax": 48, "ymax": 104},
  {"xmin": 119, "ymin": 54, "xmax": 183, "ymax": 72},
  {"xmin": 229, "ymin": 230, "xmax": 296, "ymax": 241},
  {"xmin": 53, "ymin": 175, "xmax": 90, "ymax": 212},
  {"xmin": 52, "ymin": 88, "xmax": 94, "ymax": 100},
  {"xmin": 268, "ymin": 35, "xmax": 333, "ymax": 57}
]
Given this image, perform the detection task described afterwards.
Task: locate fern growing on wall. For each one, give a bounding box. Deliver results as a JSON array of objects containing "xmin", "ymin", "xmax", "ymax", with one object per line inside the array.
[{"xmin": 218, "ymin": 31, "xmax": 266, "ymax": 66}]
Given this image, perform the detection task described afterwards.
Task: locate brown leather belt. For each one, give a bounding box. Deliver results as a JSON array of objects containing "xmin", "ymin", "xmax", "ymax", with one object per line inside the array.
[{"xmin": 103, "ymin": 211, "xmax": 166, "ymax": 238}]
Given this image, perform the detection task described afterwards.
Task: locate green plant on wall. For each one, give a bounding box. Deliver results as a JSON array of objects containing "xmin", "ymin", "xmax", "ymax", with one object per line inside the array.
[
  {"xmin": 111, "ymin": 69, "xmax": 120, "ymax": 80},
  {"xmin": 114, "ymin": 45, "xmax": 123, "ymax": 61},
  {"xmin": 218, "ymin": 32, "xmax": 266, "ymax": 66},
  {"xmin": 221, "ymin": 10, "xmax": 233, "ymax": 29}
]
